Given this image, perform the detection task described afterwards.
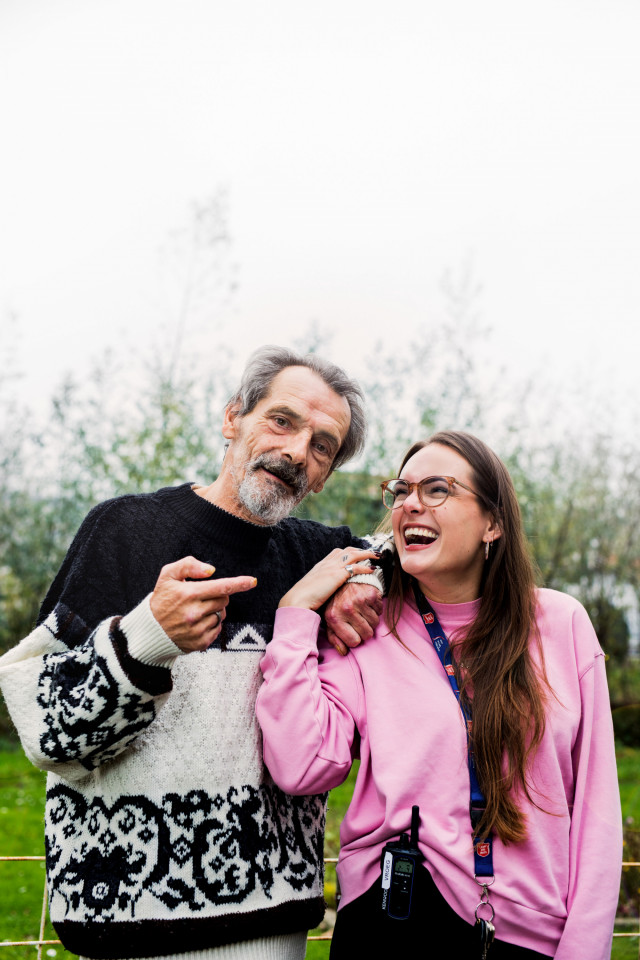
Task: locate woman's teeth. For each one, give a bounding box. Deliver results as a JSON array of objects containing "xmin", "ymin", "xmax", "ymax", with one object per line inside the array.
[{"xmin": 404, "ymin": 527, "xmax": 438, "ymax": 546}]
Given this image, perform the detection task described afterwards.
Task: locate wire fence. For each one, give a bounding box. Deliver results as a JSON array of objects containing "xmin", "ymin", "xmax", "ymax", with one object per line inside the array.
[{"xmin": 1, "ymin": 855, "xmax": 638, "ymax": 955}]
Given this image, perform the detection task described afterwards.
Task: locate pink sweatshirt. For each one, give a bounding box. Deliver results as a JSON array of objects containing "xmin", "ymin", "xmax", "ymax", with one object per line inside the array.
[{"xmin": 256, "ymin": 588, "xmax": 622, "ymax": 959}]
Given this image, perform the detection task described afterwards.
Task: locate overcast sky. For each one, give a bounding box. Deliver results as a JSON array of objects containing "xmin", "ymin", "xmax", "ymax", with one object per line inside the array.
[{"xmin": 1, "ymin": 0, "xmax": 639, "ymax": 434}]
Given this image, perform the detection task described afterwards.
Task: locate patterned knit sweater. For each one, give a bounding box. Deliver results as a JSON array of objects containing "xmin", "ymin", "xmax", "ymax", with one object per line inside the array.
[{"xmin": 0, "ymin": 483, "xmax": 370, "ymax": 959}]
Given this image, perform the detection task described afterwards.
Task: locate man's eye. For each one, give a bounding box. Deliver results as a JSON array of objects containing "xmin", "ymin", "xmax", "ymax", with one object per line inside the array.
[
  {"xmin": 273, "ymin": 416, "xmax": 289, "ymax": 428},
  {"xmin": 313, "ymin": 441, "xmax": 331, "ymax": 457}
]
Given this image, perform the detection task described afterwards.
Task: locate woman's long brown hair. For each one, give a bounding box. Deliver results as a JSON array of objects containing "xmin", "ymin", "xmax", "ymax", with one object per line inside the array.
[{"xmin": 384, "ymin": 431, "xmax": 547, "ymax": 845}]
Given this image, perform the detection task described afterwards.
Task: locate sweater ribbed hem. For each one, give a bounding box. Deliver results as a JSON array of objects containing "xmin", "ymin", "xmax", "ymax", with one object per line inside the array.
[
  {"xmin": 56, "ymin": 896, "xmax": 325, "ymax": 959},
  {"xmin": 80, "ymin": 931, "xmax": 308, "ymax": 960}
]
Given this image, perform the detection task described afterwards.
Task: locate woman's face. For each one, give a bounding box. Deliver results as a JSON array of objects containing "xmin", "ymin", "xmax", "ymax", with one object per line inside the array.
[{"xmin": 391, "ymin": 443, "xmax": 499, "ymax": 603}]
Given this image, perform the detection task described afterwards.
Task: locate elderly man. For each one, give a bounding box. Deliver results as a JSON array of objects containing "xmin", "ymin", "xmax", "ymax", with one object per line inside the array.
[{"xmin": 0, "ymin": 346, "xmax": 384, "ymax": 960}]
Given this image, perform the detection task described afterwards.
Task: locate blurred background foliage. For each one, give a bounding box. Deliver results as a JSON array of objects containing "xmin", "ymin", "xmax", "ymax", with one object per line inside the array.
[{"xmin": 2, "ymin": 197, "xmax": 640, "ymax": 739}]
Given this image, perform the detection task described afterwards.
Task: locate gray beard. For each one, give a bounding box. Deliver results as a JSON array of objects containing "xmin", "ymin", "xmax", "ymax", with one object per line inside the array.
[{"xmin": 235, "ymin": 455, "xmax": 310, "ymax": 525}]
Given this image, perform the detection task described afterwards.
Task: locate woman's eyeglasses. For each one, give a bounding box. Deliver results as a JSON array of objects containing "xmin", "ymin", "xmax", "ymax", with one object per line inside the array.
[{"xmin": 380, "ymin": 475, "xmax": 479, "ymax": 510}]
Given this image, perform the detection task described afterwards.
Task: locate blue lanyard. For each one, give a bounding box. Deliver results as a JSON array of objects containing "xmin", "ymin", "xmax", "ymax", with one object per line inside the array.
[{"xmin": 411, "ymin": 583, "xmax": 494, "ymax": 879}]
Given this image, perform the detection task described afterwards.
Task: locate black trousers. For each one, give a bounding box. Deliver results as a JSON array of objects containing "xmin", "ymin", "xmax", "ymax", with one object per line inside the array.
[{"xmin": 329, "ymin": 866, "xmax": 552, "ymax": 959}]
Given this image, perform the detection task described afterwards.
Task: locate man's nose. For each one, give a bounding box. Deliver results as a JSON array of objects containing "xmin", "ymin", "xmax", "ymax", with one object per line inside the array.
[{"xmin": 281, "ymin": 431, "xmax": 310, "ymax": 464}]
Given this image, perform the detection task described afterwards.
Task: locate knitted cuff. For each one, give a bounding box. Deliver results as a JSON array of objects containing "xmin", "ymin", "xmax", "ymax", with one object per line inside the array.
[
  {"xmin": 348, "ymin": 570, "xmax": 385, "ymax": 592},
  {"xmin": 120, "ymin": 595, "xmax": 184, "ymax": 666}
]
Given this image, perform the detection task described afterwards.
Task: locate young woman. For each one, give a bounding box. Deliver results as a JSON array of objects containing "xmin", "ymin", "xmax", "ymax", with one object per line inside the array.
[{"xmin": 255, "ymin": 431, "xmax": 622, "ymax": 959}]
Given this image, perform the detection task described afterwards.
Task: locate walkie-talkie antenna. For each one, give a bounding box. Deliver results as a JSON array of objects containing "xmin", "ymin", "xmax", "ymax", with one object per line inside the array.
[{"xmin": 410, "ymin": 806, "xmax": 420, "ymax": 847}]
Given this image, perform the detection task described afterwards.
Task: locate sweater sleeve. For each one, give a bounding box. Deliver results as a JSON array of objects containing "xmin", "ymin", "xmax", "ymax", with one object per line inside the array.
[
  {"xmin": 0, "ymin": 596, "xmax": 181, "ymax": 781},
  {"xmin": 256, "ymin": 606, "xmax": 361, "ymax": 794},
  {"xmin": 554, "ymin": 605, "xmax": 622, "ymax": 960}
]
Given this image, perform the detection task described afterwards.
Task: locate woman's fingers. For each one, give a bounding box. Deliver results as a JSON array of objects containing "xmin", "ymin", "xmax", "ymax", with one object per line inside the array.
[{"xmin": 278, "ymin": 548, "xmax": 379, "ymax": 611}]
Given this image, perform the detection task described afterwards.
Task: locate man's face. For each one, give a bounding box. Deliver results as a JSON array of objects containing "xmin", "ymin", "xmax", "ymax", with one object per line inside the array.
[{"xmin": 222, "ymin": 366, "xmax": 352, "ymax": 524}]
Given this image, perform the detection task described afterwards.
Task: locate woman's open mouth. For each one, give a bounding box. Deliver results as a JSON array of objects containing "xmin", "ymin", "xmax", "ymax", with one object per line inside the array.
[{"xmin": 403, "ymin": 526, "xmax": 439, "ymax": 547}]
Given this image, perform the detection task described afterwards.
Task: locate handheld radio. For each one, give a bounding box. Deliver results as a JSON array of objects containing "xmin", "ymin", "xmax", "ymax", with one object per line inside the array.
[{"xmin": 380, "ymin": 806, "xmax": 424, "ymax": 919}]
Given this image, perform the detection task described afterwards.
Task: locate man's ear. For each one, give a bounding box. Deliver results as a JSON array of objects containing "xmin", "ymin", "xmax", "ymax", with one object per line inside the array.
[
  {"xmin": 312, "ymin": 463, "xmax": 338, "ymax": 495},
  {"xmin": 222, "ymin": 402, "xmax": 242, "ymax": 440},
  {"xmin": 312, "ymin": 458, "xmax": 342, "ymax": 494}
]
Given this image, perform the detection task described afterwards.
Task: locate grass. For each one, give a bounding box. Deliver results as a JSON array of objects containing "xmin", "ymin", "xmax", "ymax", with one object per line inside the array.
[
  {"xmin": 0, "ymin": 745, "xmax": 72, "ymax": 960},
  {"xmin": 617, "ymin": 744, "xmax": 640, "ymax": 960},
  {"xmin": 618, "ymin": 746, "xmax": 640, "ymax": 820},
  {"xmin": 612, "ymin": 939, "xmax": 640, "ymax": 960},
  {"xmin": 0, "ymin": 745, "xmax": 637, "ymax": 960}
]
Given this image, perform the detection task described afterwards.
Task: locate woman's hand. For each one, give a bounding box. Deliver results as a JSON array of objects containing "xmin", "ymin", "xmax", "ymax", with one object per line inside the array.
[{"xmin": 279, "ymin": 547, "xmax": 380, "ymax": 611}]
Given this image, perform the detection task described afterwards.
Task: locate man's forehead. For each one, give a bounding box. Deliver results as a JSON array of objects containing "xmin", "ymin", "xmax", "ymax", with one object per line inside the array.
[
  {"xmin": 262, "ymin": 366, "xmax": 351, "ymax": 438},
  {"xmin": 262, "ymin": 365, "xmax": 325, "ymax": 396},
  {"xmin": 264, "ymin": 366, "xmax": 347, "ymax": 407}
]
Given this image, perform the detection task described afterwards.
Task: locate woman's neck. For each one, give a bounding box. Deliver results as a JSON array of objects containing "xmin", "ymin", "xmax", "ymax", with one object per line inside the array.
[{"xmin": 415, "ymin": 578, "xmax": 481, "ymax": 605}]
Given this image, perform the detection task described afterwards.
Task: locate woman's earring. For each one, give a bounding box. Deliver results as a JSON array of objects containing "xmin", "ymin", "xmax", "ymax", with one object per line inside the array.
[{"xmin": 484, "ymin": 539, "xmax": 492, "ymax": 561}]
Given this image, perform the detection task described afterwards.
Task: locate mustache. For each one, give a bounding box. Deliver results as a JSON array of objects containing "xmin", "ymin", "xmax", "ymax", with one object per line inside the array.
[{"xmin": 250, "ymin": 455, "xmax": 309, "ymax": 496}]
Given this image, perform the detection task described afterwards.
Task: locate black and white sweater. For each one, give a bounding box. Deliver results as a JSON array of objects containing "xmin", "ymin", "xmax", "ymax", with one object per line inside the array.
[{"xmin": 0, "ymin": 483, "xmax": 372, "ymax": 959}]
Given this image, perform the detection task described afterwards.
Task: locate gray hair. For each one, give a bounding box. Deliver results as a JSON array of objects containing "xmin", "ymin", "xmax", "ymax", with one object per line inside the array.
[{"xmin": 228, "ymin": 344, "xmax": 366, "ymax": 470}]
